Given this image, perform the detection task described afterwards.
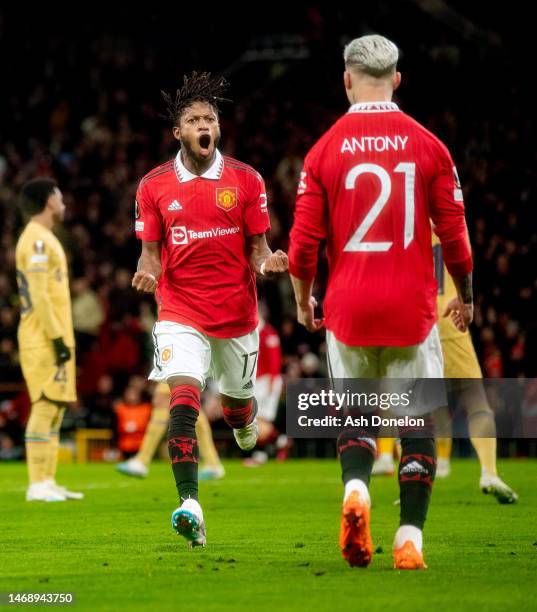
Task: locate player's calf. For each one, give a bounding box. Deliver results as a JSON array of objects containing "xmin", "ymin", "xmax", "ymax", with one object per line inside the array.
[
  {"xmin": 394, "ymin": 436, "xmax": 436, "ymax": 569},
  {"xmin": 25, "ymin": 399, "xmax": 57, "ymax": 487},
  {"xmin": 168, "ymin": 383, "xmax": 201, "ymax": 502},
  {"xmin": 337, "ymin": 428, "xmax": 377, "ymax": 488}
]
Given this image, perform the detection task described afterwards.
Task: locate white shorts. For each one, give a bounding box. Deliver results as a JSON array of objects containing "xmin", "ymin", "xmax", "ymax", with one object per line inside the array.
[
  {"xmin": 255, "ymin": 374, "xmax": 283, "ymax": 422},
  {"xmin": 326, "ymin": 325, "xmax": 443, "ymax": 379},
  {"xmin": 150, "ymin": 321, "xmax": 259, "ymax": 399},
  {"xmin": 326, "ymin": 326, "xmax": 445, "ymax": 417}
]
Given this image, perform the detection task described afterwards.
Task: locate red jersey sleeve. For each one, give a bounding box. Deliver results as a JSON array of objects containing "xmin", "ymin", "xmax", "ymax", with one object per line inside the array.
[
  {"xmin": 135, "ymin": 181, "xmax": 163, "ymax": 242},
  {"xmin": 244, "ymin": 173, "xmax": 271, "ymax": 236},
  {"xmin": 429, "ymin": 143, "xmax": 473, "ymax": 277},
  {"xmin": 288, "ymin": 147, "xmax": 327, "ymax": 280}
]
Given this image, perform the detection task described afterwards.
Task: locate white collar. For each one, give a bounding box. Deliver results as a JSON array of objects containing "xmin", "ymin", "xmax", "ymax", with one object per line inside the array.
[
  {"xmin": 348, "ymin": 101, "xmax": 400, "ymax": 113},
  {"xmin": 174, "ymin": 148, "xmax": 224, "ymax": 182}
]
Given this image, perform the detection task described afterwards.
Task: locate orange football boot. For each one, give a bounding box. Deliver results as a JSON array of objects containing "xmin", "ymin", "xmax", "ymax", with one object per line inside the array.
[
  {"xmin": 393, "ymin": 540, "xmax": 427, "ymax": 570},
  {"xmin": 339, "ymin": 491, "xmax": 373, "ymax": 567}
]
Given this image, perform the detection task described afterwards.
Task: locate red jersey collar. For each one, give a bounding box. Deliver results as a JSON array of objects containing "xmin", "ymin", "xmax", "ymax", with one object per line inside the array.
[
  {"xmin": 348, "ymin": 101, "xmax": 400, "ymax": 113},
  {"xmin": 174, "ymin": 149, "xmax": 224, "ymax": 183}
]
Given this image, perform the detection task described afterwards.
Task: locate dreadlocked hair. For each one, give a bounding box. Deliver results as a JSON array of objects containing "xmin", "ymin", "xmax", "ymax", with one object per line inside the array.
[{"xmin": 162, "ymin": 71, "xmax": 231, "ymax": 125}]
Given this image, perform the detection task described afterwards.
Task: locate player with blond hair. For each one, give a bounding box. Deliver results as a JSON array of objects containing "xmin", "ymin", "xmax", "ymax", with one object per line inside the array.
[{"xmin": 290, "ymin": 34, "xmax": 473, "ymax": 569}]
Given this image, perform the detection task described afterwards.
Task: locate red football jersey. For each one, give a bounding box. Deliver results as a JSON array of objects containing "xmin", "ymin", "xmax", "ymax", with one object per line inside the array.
[
  {"xmin": 289, "ymin": 101, "xmax": 472, "ymax": 347},
  {"xmin": 257, "ymin": 321, "xmax": 282, "ymax": 378},
  {"xmin": 135, "ymin": 150, "xmax": 270, "ymax": 338}
]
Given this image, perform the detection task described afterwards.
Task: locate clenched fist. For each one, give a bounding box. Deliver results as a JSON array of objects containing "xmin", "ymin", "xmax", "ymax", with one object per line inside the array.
[{"xmin": 261, "ymin": 250, "xmax": 289, "ymax": 275}]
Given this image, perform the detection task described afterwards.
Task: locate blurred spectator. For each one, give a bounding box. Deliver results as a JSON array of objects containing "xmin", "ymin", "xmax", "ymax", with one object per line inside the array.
[
  {"xmin": 85, "ymin": 374, "xmax": 116, "ymax": 429},
  {"xmin": 0, "ymin": 398, "xmax": 25, "ymax": 459},
  {"xmin": 301, "ymin": 352, "xmax": 322, "ymax": 378},
  {"xmin": 0, "ymin": 337, "xmax": 20, "ymax": 382},
  {"xmin": 114, "ymin": 384, "xmax": 152, "ymax": 457},
  {"xmin": 72, "ymin": 277, "xmax": 105, "ymax": 354}
]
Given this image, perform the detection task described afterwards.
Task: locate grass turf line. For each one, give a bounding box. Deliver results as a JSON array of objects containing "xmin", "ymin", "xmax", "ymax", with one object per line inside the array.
[{"xmin": 1, "ymin": 459, "xmax": 536, "ymax": 611}]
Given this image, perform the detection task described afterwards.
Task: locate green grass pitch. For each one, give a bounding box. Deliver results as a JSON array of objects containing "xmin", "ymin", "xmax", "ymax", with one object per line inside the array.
[{"xmin": 1, "ymin": 459, "xmax": 536, "ymax": 611}]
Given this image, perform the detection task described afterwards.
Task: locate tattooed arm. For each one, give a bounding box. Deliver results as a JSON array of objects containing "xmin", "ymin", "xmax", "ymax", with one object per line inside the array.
[{"xmin": 444, "ymin": 272, "xmax": 474, "ymax": 332}]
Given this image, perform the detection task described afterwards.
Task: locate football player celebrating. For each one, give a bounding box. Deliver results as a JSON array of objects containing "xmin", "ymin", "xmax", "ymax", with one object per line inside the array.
[
  {"xmin": 289, "ymin": 36, "xmax": 473, "ymax": 569},
  {"xmin": 132, "ymin": 72, "xmax": 288, "ymax": 547}
]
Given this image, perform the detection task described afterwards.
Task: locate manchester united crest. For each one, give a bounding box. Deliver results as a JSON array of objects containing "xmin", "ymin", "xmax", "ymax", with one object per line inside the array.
[
  {"xmin": 161, "ymin": 346, "xmax": 173, "ymax": 363},
  {"xmin": 216, "ymin": 187, "xmax": 238, "ymax": 211}
]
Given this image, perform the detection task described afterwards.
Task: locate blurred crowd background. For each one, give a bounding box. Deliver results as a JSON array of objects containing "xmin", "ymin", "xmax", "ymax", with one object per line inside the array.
[{"xmin": 1, "ymin": 3, "xmax": 535, "ymax": 457}]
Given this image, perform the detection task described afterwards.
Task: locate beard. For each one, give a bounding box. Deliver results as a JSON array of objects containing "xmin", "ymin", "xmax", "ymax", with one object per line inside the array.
[{"xmin": 181, "ymin": 132, "xmax": 221, "ymax": 165}]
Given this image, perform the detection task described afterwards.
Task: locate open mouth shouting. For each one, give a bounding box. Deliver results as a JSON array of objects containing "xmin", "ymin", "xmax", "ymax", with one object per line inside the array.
[{"xmin": 198, "ymin": 133, "xmax": 212, "ymax": 158}]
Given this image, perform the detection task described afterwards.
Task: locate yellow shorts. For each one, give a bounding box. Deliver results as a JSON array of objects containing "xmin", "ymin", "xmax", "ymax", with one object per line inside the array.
[
  {"xmin": 441, "ymin": 334, "xmax": 482, "ymax": 379},
  {"xmin": 20, "ymin": 345, "xmax": 77, "ymax": 404}
]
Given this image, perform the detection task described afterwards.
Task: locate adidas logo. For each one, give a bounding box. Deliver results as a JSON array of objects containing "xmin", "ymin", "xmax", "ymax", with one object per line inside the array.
[
  {"xmin": 168, "ymin": 200, "xmax": 183, "ymax": 211},
  {"xmin": 401, "ymin": 461, "xmax": 428, "ymax": 475},
  {"xmin": 242, "ymin": 380, "xmax": 253, "ymax": 390}
]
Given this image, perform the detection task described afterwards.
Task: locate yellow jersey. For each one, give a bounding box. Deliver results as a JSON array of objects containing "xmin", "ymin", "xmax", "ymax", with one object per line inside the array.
[{"xmin": 16, "ymin": 221, "xmax": 74, "ymax": 349}]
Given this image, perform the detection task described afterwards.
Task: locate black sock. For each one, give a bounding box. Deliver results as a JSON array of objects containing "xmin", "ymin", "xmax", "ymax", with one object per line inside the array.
[
  {"xmin": 337, "ymin": 429, "xmax": 376, "ymax": 486},
  {"xmin": 398, "ymin": 437, "xmax": 436, "ymax": 529},
  {"xmin": 168, "ymin": 404, "xmax": 199, "ymax": 502}
]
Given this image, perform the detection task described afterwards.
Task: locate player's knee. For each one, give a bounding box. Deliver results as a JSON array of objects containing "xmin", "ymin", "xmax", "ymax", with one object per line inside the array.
[
  {"xmin": 25, "ymin": 400, "xmax": 58, "ymax": 436},
  {"xmin": 221, "ymin": 396, "xmax": 256, "ymax": 429},
  {"xmin": 50, "ymin": 406, "xmax": 65, "ymax": 434},
  {"xmin": 337, "ymin": 430, "xmax": 377, "ymax": 457},
  {"xmin": 169, "ymin": 383, "xmax": 201, "ymax": 411},
  {"xmin": 467, "ymin": 409, "xmax": 496, "ymax": 438},
  {"xmin": 399, "ymin": 437, "xmax": 436, "ymax": 487},
  {"xmin": 220, "ymin": 394, "xmax": 251, "ymax": 409},
  {"xmin": 168, "ymin": 375, "xmax": 202, "ymax": 391}
]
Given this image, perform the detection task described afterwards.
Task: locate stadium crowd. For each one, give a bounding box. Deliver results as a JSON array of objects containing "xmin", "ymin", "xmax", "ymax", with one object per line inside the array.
[{"xmin": 1, "ymin": 6, "xmax": 535, "ymax": 455}]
